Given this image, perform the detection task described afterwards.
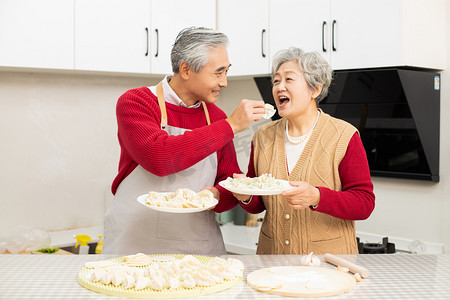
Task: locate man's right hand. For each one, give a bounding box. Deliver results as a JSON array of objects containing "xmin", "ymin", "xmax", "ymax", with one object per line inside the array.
[{"xmin": 226, "ymin": 99, "xmax": 266, "ymax": 134}]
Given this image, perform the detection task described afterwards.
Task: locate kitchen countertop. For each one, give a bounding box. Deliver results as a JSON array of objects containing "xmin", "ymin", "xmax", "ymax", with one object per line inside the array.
[
  {"xmin": 220, "ymin": 222, "xmax": 260, "ymax": 254},
  {"xmin": 1, "ymin": 254, "xmax": 450, "ymax": 299}
]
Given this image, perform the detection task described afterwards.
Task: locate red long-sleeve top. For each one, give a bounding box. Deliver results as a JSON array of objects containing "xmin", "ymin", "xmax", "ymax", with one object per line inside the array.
[
  {"xmin": 111, "ymin": 87, "xmax": 240, "ymax": 212},
  {"xmin": 241, "ymin": 133, "xmax": 375, "ymax": 220}
]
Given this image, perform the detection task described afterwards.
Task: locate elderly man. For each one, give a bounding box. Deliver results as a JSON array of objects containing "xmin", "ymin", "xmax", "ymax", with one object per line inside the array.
[{"xmin": 103, "ymin": 27, "xmax": 265, "ymax": 255}]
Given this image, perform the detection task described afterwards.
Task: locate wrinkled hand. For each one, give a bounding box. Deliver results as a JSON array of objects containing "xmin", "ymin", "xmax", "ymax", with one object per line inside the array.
[
  {"xmin": 226, "ymin": 99, "xmax": 265, "ymax": 134},
  {"xmin": 281, "ymin": 181, "xmax": 321, "ymax": 210},
  {"xmin": 201, "ymin": 186, "xmax": 219, "ymax": 210},
  {"xmin": 231, "ymin": 173, "xmax": 252, "ymax": 203}
]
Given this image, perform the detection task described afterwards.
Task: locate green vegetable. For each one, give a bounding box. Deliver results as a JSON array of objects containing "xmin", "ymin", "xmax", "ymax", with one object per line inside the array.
[{"xmin": 36, "ymin": 247, "xmax": 59, "ymax": 254}]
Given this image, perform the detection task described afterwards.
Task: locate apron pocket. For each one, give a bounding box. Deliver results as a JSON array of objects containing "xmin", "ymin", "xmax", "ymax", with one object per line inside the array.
[{"xmin": 156, "ymin": 211, "xmax": 210, "ymax": 242}]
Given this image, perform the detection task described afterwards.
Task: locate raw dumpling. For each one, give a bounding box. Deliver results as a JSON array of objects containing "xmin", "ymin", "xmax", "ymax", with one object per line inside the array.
[
  {"xmin": 122, "ymin": 274, "xmax": 136, "ymax": 289},
  {"xmin": 263, "ymin": 103, "xmax": 276, "ymax": 119},
  {"xmin": 90, "ymin": 268, "xmax": 107, "ymax": 282},
  {"xmin": 135, "ymin": 276, "xmax": 151, "ymax": 290}
]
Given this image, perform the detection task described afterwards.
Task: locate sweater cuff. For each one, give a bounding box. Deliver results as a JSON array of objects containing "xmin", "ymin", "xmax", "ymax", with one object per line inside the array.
[
  {"xmin": 239, "ymin": 195, "xmax": 265, "ymax": 214},
  {"xmin": 214, "ymin": 184, "xmax": 239, "ymax": 213},
  {"xmin": 215, "ymin": 119, "xmax": 235, "ymax": 139}
]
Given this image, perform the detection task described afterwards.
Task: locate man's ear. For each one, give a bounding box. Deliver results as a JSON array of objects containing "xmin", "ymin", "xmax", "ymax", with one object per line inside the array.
[{"xmin": 179, "ymin": 61, "xmax": 191, "ymax": 80}]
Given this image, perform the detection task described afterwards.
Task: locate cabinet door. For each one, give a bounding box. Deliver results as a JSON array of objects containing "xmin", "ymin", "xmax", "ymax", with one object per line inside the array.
[
  {"xmin": 150, "ymin": 0, "xmax": 216, "ymax": 75},
  {"xmin": 0, "ymin": 0, "xmax": 74, "ymax": 70},
  {"xmin": 217, "ymin": 0, "xmax": 269, "ymax": 76},
  {"xmin": 75, "ymin": 0, "xmax": 151, "ymax": 73},
  {"xmin": 269, "ymin": 0, "xmax": 331, "ymax": 67},
  {"xmin": 330, "ymin": 0, "xmax": 402, "ymax": 70}
]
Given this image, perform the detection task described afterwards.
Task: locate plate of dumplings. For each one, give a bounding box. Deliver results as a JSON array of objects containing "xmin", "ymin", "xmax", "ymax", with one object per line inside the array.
[
  {"xmin": 219, "ymin": 173, "xmax": 293, "ymax": 195},
  {"xmin": 137, "ymin": 188, "xmax": 218, "ymax": 213}
]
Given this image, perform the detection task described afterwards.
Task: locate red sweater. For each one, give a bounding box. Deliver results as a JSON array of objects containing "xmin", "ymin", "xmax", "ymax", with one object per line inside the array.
[
  {"xmin": 112, "ymin": 87, "xmax": 240, "ymax": 212},
  {"xmin": 241, "ymin": 133, "xmax": 375, "ymax": 220}
]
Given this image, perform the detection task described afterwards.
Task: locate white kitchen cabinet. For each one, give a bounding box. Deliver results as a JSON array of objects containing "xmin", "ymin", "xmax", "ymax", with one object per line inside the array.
[
  {"xmin": 74, "ymin": 0, "xmax": 151, "ymax": 73},
  {"xmin": 0, "ymin": 0, "xmax": 74, "ymax": 70},
  {"xmin": 269, "ymin": 0, "xmax": 329, "ymax": 66},
  {"xmin": 270, "ymin": 0, "xmax": 445, "ymax": 71},
  {"xmin": 150, "ymin": 0, "xmax": 216, "ymax": 75},
  {"xmin": 217, "ymin": 0, "xmax": 269, "ymax": 76}
]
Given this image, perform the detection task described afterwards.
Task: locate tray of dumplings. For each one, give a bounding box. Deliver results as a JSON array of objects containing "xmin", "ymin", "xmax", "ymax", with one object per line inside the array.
[
  {"xmin": 137, "ymin": 189, "xmax": 218, "ymax": 213},
  {"xmin": 78, "ymin": 253, "xmax": 244, "ymax": 298},
  {"xmin": 219, "ymin": 173, "xmax": 293, "ymax": 196}
]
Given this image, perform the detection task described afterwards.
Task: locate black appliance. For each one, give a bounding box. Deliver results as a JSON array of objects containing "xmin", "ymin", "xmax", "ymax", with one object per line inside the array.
[
  {"xmin": 357, "ymin": 237, "xmax": 396, "ymax": 254},
  {"xmin": 254, "ymin": 68, "xmax": 440, "ymax": 182}
]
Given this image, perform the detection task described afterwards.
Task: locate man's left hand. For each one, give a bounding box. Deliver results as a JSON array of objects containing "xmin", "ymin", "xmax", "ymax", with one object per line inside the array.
[{"xmin": 201, "ymin": 186, "xmax": 220, "ymax": 210}]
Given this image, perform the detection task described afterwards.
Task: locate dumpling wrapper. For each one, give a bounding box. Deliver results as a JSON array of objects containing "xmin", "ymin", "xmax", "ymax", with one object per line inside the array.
[{"xmin": 263, "ymin": 103, "xmax": 276, "ymax": 119}]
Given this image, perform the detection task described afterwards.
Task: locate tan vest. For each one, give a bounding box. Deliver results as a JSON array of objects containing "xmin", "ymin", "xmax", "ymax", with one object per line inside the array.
[{"xmin": 253, "ymin": 110, "xmax": 359, "ymax": 254}]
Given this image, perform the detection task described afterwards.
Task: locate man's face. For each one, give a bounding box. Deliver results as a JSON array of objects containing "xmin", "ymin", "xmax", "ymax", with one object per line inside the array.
[{"xmin": 187, "ymin": 47, "xmax": 230, "ymax": 104}]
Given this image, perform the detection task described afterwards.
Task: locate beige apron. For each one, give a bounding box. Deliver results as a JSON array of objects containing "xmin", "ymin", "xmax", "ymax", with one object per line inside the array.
[{"xmin": 103, "ymin": 82, "xmax": 226, "ymax": 255}]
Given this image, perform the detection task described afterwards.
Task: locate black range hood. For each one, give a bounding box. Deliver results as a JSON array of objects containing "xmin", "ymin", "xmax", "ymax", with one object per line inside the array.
[{"xmin": 254, "ymin": 68, "xmax": 440, "ymax": 182}]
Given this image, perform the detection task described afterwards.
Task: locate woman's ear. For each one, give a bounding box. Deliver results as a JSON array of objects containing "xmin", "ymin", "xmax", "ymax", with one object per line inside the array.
[
  {"xmin": 312, "ymin": 86, "xmax": 322, "ymax": 99},
  {"xmin": 179, "ymin": 61, "xmax": 191, "ymax": 80}
]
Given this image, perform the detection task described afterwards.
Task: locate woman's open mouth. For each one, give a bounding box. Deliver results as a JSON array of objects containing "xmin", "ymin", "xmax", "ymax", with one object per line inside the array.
[{"xmin": 278, "ymin": 96, "xmax": 290, "ymax": 107}]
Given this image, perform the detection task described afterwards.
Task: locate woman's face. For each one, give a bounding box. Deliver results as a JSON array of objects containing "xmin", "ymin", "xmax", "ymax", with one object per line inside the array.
[{"xmin": 272, "ymin": 60, "xmax": 319, "ymax": 119}]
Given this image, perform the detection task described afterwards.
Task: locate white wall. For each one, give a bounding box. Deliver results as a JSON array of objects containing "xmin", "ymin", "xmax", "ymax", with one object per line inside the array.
[
  {"xmin": 0, "ymin": 7, "xmax": 448, "ymax": 253},
  {"xmin": 0, "ymin": 71, "xmax": 159, "ymax": 235}
]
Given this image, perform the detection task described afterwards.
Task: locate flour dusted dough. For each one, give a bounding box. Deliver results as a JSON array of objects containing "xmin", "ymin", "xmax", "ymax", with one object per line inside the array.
[{"xmin": 247, "ymin": 266, "xmax": 356, "ymax": 297}]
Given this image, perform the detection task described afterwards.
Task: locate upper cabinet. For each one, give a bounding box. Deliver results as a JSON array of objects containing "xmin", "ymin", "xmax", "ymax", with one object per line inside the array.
[
  {"xmin": 217, "ymin": 0, "xmax": 269, "ymax": 76},
  {"xmin": 270, "ymin": 0, "xmax": 329, "ymax": 68},
  {"xmin": 150, "ymin": 0, "xmax": 216, "ymax": 75},
  {"xmin": 75, "ymin": 0, "xmax": 151, "ymax": 74},
  {"xmin": 0, "ymin": 0, "xmax": 445, "ymax": 74},
  {"xmin": 329, "ymin": 0, "xmax": 445, "ymax": 70},
  {"xmin": 0, "ymin": 0, "xmax": 74, "ymax": 70},
  {"xmin": 270, "ymin": 0, "xmax": 445, "ymax": 71}
]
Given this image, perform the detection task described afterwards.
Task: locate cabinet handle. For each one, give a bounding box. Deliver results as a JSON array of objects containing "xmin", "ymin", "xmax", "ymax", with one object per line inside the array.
[
  {"xmin": 155, "ymin": 28, "xmax": 159, "ymax": 57},
  {"xmin": 261, "ymin": 29, "xmax": 266, "ymax": 58},
  {"xmin": 322, "ymin": 21, "xmax": 327, "ymax": 52},
  {"xmin": 332, "ymin": 20, "xmax": 337, "ymax": 51},
  {"xmin": 145, "ymin": 28, "xmax": 149, "ymax": 56}
]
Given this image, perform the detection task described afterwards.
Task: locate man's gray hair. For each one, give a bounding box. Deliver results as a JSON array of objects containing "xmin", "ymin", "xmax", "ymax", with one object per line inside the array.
[
  {"xmin": 171, "ymin": 27, "xmax": 229, "ymax": 73},
  {"xmin": 271, "ymin": 47, "xmax": 333, "ymax": 103}
]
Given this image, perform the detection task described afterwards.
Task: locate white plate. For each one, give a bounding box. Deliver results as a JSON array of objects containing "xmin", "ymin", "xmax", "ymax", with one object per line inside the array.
[
  {"xmin": 218, "ymin": 179, "xmax": 293, "ymax": 195},
  {"xmin": 137, "ymin": 194, "xmax": 218, "ymax": 213}
]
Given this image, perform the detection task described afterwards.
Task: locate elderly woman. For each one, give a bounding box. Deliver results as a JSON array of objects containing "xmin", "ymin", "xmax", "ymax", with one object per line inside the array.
[{"xmin": 236, "ymin": 47, "xmax": 375, "ymax": 254}]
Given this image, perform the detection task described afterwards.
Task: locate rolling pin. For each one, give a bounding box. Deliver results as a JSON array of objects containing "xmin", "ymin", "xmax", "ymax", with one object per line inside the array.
[{"xmin": 324, "ymin": 253, "xmax": 370, "ymax": 278}]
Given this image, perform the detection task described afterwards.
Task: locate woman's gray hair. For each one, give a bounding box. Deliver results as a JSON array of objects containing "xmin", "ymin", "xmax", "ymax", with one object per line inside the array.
[
  {"xmin": 271, "ymin": 47, "xmax": 333, "ymax": 102},
  {"xmin": 171, "ymin": 27, "xmax": 229, "ymax": 73}
]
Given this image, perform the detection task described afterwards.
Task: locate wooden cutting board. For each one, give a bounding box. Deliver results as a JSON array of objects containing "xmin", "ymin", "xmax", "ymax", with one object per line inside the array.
[{"xmin": 247, "ymin": 266, "xmax": 356, "ymax": 298}]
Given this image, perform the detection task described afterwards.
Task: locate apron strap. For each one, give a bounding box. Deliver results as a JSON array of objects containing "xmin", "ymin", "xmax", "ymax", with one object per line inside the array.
[
  {"xmin": 156, "ymin": 81, "xmax": 211, "ymax": 128},
  {"xmin": 156, "ymin": 82, "xmax": 168, "ymax": 129},
  {"xmin": 202, "ymin": 102, "xmax": 211, "ymax": 125}
]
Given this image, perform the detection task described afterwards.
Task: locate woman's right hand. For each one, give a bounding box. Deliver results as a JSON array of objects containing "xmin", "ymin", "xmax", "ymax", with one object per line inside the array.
[{"xmin": 231, "ymin": 173, "xmax": 252, "ymax": 203}]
